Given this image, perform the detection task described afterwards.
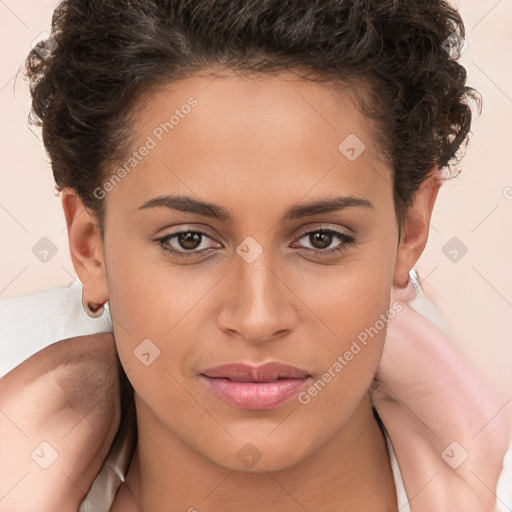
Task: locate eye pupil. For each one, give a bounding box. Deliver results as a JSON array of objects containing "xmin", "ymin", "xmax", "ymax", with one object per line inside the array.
[
  {"xmin": 178, "ymin": 232, "xmax": 202, "ymax": 250},
  {"xmin": 310, "ymin": 231, "xmax": 333, "ymax": 249}
]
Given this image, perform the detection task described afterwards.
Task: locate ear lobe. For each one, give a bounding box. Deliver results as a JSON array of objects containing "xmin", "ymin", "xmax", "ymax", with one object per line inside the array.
[
  {"xmin": 393, "ymin": 171, "xmax": 441, "ymax": 289},
  {"xmin": 61, "ymin": 188, "xmax": 108, "ymax": 304}
]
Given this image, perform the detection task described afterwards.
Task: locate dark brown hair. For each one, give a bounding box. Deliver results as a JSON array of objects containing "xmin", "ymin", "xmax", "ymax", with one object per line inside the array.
[{"xmin": 24, "ymin": 0, "xmax": 479, "ymax": 231}]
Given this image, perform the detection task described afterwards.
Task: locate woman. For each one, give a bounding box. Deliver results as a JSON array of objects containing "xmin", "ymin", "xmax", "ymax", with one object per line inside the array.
[
  {"xmin": 1, "ymin": 272, "xmax": 510, "ymax": 511},
  {"xmin": 0, "ymin": 0, "xmax": 510, "ymax": 510}
]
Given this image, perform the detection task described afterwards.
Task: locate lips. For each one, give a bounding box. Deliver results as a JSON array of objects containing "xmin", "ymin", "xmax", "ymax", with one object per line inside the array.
[
  {"xmin": 200, "ymin": 362, "xmax": 312, "ymax": 410},
  {"xmin": 201, "ymin": 362, "xmax": 311, "ymax": 382}
]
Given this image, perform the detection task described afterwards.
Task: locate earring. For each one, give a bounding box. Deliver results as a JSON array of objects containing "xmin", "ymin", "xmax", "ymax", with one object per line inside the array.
[
  {"xmin": 408, "ymin": 268, "xmax": 421, "ymax": 291},
  {"xmin": 81, "ymin": 285, "xmax": 108, "ymax": 318}
]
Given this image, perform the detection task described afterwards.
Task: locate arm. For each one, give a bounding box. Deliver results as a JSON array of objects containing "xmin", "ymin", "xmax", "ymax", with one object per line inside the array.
[
  {"xmin": 373, "ymin": 279, "xmax": 511, "ymax": 512},
  {"xmin": 0, "ymin": 333, "xmax": 121, "ymax": 512}
]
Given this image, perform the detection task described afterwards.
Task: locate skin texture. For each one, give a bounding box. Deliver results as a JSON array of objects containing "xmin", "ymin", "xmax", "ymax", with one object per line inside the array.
[
  {"xmin": 376, "ymin": 283, "xmax": 511, "ymax": 512},
  {"xmin": 0, "ymin": 334, "xmax": 121, "ymax": 511},
  {"xmin": 60, "ymin": 69, "xmax": 440, "ymax": 511}
]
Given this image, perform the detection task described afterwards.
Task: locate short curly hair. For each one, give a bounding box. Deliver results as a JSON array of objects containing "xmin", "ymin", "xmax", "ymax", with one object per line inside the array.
[{"xmin": 24, "ymin": 0, "xmax": 479, "ymax": 231}]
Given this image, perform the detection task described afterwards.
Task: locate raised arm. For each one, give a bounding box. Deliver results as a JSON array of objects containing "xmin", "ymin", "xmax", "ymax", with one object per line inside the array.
[
  {"xmin": 0, "ymin": 333, "xmax": 121, "ymax": 511},
  {"xmin": 372, "ymin": 278, "xmax": 511, "ymax": 512}
]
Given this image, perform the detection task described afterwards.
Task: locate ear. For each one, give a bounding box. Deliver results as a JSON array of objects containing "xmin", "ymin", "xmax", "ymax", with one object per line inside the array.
[
  {"xmin": 61, "ymin": 188, "xmax": 108, "ymax": 306},
  {"xmin": 393, "ymin": 170, "xmax": 441, "ymax": 289}
]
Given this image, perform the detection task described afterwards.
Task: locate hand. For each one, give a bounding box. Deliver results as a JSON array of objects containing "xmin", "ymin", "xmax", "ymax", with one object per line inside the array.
[
  {"xmin": 0, "ymin": 333, "xmax": 121, "ymax": 512},
  {"xmin": 372, "ymin": 279, "xmax": 511, "ymax": 512}
]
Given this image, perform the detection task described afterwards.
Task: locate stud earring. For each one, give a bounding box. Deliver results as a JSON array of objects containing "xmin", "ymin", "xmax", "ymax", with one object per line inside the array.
[{"xmin": 81, "ymin": 285, "xmax": 108, "ymax": 318}]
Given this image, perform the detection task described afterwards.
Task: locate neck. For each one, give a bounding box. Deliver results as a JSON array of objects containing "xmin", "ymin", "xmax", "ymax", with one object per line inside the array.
[{"xmin": 117, "ymin": 393, "xmax": 397, "ymax": 512}]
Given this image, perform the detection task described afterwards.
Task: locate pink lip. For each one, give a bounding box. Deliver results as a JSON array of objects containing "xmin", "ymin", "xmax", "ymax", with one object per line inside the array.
[{"xmin": 200, "ymin": 362, "xmax": 311, "ymax": 410}]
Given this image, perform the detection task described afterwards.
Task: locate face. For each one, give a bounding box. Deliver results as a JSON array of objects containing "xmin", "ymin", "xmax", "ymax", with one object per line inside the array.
[{"xmin": 77, "ymin": 69, "xmax": 411, "ymax": 472}]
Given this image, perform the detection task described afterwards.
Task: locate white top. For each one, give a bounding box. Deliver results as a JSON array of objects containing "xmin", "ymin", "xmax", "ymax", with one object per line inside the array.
[{"xmin": 0, "ymin": 280, "xmax": 510, "ymax": 511}]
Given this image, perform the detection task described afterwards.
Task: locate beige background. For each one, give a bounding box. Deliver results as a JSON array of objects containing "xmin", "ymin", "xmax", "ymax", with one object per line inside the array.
[{"xmin": 1, "ymin": 1, "xmax": 511, "ymax": 412}]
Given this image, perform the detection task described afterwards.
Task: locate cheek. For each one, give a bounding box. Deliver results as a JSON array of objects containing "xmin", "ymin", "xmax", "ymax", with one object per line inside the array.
[
  {"xmin": 103, "ymin": 237, "xmax": 223, "ymax": 401},
  {"xmin": 308, "ymin": 286, "xmax": 390, "ymax": 397},
  {"xmin": 293, "ymin": 291, "xmax": 391, "ymax": 442},
  {"xmin": 105, "ymin": 230, "xmax": 213, "ymax": 339},
  {"xmin": 103, "ymin": 239, "xmax": 170, "ymax": 388},
  {"xmin": 295, "ymin": 248, "xmax": 395, "ymax": 407}
]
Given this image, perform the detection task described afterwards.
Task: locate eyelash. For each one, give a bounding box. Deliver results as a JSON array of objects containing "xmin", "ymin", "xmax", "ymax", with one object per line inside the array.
[{"xmin": 154, "ymin": 227, "xmax": 356, "ymax": 259}]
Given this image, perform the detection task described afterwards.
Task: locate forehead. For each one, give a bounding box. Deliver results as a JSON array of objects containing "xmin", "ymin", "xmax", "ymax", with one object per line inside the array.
[
  {"xmin": 108, "ymin": 69, "xmax": 391, "ymax": 215},
  {"xmin": 132, "ymin": 69, "xmax": 377, "ymax": 152}
]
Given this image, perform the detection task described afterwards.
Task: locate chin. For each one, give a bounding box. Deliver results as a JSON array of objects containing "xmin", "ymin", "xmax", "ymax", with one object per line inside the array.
[{"xmin": 203, "ymin": 436, "xmax": 315, "ymax": 474}]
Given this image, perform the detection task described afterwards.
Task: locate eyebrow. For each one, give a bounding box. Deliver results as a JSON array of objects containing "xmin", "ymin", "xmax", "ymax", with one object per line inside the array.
[{"xmin": 136, "ymin": 194, "xmax": 374, "ymax": 222}]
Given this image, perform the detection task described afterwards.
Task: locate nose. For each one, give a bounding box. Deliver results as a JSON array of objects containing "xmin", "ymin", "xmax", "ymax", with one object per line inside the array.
[{"xmin": 217, "ymin": 254, "xmax": 297, "ymax": 344}]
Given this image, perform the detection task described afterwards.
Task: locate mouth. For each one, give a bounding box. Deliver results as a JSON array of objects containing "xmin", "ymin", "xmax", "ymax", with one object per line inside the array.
[
  {"xmin": 200, "ymin": 362, "xmax": 312, "ymax": 410},
  {"xmin": 201, "ymin": 362, "xmax": 311, "ymax": 381},
  {"xmin": 207, "ymin": 376, "xmax": 298, "ymax": 382}
]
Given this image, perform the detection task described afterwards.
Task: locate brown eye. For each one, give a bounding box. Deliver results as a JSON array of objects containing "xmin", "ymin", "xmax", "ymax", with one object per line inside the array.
[
  {"xmin": 294, "ymin": 229, "xmax": 356, "ymax": 255},
  {"xmin": 156, "ymin": 229, "xmax": 220, "ymax": 258},
  {"xmin": 176, "ymin": 232, "xmax": 203, "ymax": 250},
  {"xmin": 308, "ymin": 231, "xmax": 334, "ymax": 249}
]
